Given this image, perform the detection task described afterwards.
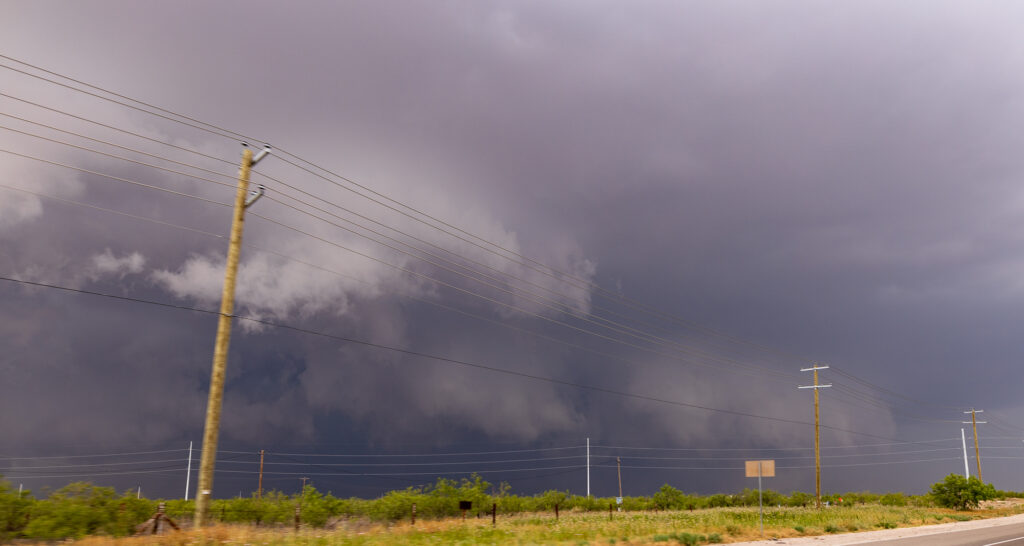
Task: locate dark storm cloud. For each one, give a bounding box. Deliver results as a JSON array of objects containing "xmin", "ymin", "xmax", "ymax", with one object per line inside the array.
[{"xmin": 2, "ymin": 1, "xmax": 1024, "ymax": 498}]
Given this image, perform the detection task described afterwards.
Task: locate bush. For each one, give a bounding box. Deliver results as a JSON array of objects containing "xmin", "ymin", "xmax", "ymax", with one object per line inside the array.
[
  {"xmin": 0, "ymin": 479, "xmax": 33, "ymax": 540},
  {"xmin": 880, "ymin": 493, "xmax": 908, "ymax": 506},
  {"xmin": 651, "ymin": 484, "xmax": 686, "ymax": 510},
  {"xmin": 930, "ymin": 474, "xmax": 996, "ymax": 510},
  {"xmin": 22, "ymin": 483, "xmax": 154, "ymax": 539}
]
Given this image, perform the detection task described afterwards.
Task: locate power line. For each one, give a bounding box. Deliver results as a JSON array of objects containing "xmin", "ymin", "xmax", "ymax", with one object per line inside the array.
[
  {"xmin": 0, "ymin": 61, "xmax": 251, "ymax": 144},
  {"xmin": 0, "ymin": 448, "xmax": 188, "ymax": 461},
  {"xmin": 0, "ymin": 275, "xmax": 937, "ymax": 444},
  {"xmin": 0, "ymin": 54, "xmax": 967, "ymax": 424},
  {"xmin": 0, "ymin": 126, "xmax": 800, "ymax": 386},
  {"xmin": 215, "ymin": 465, "xmax": 584, "ymax": 477},
  {"xmin": 0, "ymin": 112, "xmax": 238, "ymax": 181},
  {"xmin": 4, "ymin": 467, "xmax": 188, "ymax": 480},
  {"xmin": 600, "ymin": 457, "xmax": 961, "ymax": 471},
  {"xmin": 0, "ymin": 56, "xmax": 834, "ymax": 374},
  {"xmin": 260, "ymin": 446, "xmax": 585, "ymax": 458},
  {"xmin": 0, "ymin": 181, "xmax": 812, "ymax": 421},
  {"xmin": 0, "ymin": 123, "xmax": 237, "ymax": 190},
  {"xmin": 0, "ymin": 148, "xmax": 232, "ymax": 207},
  {"xmin": 590, "ymin": 447, "xmax": 959, "ymax": 462},
  {"xmin": 238, "ymin": 455, "xmax": 583, "ymax": 467}
]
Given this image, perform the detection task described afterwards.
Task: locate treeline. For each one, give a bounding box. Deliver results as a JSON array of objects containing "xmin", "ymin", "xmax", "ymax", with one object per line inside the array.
[{"xmin": 1, "ymin": 475, "xmax": 1019, "ymax": 540}]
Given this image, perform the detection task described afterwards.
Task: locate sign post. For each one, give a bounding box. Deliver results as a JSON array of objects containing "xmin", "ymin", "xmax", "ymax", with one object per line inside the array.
[{"xmin": 745, "ymin": 460, "xmax": 775, "ymax": 536}]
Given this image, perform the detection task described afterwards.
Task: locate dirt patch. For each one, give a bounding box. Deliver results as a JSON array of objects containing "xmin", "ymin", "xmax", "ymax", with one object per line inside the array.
[{"xmin": 980, "ymin": 497, "xmax": 1024, "ymax": 509}]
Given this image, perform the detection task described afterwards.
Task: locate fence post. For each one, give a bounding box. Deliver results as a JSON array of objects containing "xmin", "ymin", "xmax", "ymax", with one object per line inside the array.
[
  {"xmin": 411, "ymin": 503, "xmax": 416, "ymax": 526},
  {"xmin": 555, "ymin": 503, "xmax": 559, "ymax": 521},
  {"xmin": 609, "ymin": 503, "xmax": 613, "ymax": 520},
  {"xmin": 492, "ymin": 503, "xmax": 496, "ymax": 527},
  {"xmin": 294, "ymin": 505, "xmax": 300, "ymax": 531}
]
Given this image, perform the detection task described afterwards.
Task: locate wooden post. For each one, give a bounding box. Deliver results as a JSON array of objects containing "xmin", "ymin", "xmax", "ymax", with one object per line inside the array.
[
  {"xmin": 294, "ymin": 505, "xmax": 300, "ymax": 531},
  {"xmin": 411, "ymin": 503, "xmax": 416, "ymax": 526},
  {"xmin": 971, "ymin": 410, "xmax": 983, "ymax": 481},
  {"xmin": 195, "ymin": 146, "xmax": 258, "ymax": 527},
  {"xmin": 152, "ymin": 502, "xmax": 165, "ymax": 535},
  {"xmin": 609, "ymin": 503, "xmax": 613, "ymax": 520},
  {"xmin": 813, "ymin": 368, "xmax": 821, "ymax": 509},
  {"xmin": 555, "ymin": 503, "xmax": 559, "ymax": 520},
  {"xmin": 257, "ymin": 450, "xmax": 264, "ymax": 499},
  {"xmin": 492, "ymin": 503, "xmax": 496, "ymax": 527}
]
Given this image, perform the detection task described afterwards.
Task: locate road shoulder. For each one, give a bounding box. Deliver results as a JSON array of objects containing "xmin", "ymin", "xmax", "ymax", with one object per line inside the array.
[{"xmin": 726, "ymin": 512, "xmax": 1024, "ymax": 545}]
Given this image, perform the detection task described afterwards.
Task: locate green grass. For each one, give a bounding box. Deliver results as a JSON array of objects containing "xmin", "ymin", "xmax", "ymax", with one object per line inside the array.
[{"xmin": 73, "ymin": 503, "xmax": 1024, "ymax": 545}]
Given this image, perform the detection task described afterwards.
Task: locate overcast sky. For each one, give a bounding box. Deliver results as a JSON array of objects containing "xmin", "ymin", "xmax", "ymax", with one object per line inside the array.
[{"xmin": 2, "ymin": 1, "xmax": 1024, "ymax": 499}]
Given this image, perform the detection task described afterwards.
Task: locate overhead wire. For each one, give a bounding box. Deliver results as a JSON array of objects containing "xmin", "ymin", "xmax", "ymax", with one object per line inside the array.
[
  {"xmin": 0, "ymin": 57, "xmax": 833, "ymax": 372},
  {"xmin": 0, "ymin": 112, "xmax": 238, "ymax": 180},
  {"xmin": 0, "ymin": 182, "xmax": 818, "ymax": 415},
  {"xmin": 0, "ymin": 148, "xmax": 232, "ymax": 207},
  {"xmin": 0, "ymin": 118, "xmax": 804, "ymax": 385},
  {"xmin": 0, "ymin": 275, "xmax": 971, "ymax": 446},
  {"xmin": 0, "ymin": 54, "xmax": 990, "ymax": 440}
]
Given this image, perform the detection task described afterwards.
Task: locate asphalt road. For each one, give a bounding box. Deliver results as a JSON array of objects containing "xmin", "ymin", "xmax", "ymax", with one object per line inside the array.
[{"xmin": 858, "ymin": 523, "xmax": 1024, "ymax": 546}]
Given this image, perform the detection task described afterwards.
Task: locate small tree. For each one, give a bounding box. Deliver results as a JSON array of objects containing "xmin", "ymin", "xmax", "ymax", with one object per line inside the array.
[{"xmin": 930, "ymin": 474, "xmax": 996, "ymax": 510}]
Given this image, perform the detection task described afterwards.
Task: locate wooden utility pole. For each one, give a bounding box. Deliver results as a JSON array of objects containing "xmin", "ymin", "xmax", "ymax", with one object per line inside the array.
[
  {"xmin": 963, "ymin": 409, "xmax": 986, "ymax": 481},
  {"xmin": 257, "ymin": 450, "xmax": 265, "ymax": 499},
  {"xmin": 799, "ymin": 365, "xmax": 831, "ymax": 509},
  {"xmin": 616, "ymin": 457, "xmax": 623, "ymax": 498},
  {"xmin": 194, "ymin": 144, "xmax": 269, "ymax": 527}
]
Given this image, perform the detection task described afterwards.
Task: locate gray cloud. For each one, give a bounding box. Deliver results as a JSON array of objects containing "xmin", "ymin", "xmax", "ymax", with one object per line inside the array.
[{"xmin": 2, "ymin": 1, "xmax": 1023, "ymax": 498}]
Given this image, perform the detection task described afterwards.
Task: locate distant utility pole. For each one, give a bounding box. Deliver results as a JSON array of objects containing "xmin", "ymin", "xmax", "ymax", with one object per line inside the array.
[
  {"xmin": 799, "ymin": 364, "xmax": 831, "ymax": 509},
  {"xmin": 616, "ymin": 457, "xmax": 623, "ymax": 498},
  {"xmin": 185, "ymin": 441, "xmax": 193, "ymax": 501},
  {"xmin": 586, "ymin": 438, "xmax": 591, "ymax": 497},
  {"xmin": 194, "ymin": 144, "xmax": 270, "ymax": 527},
  {"xmin": 963, "ymin": 409, "xmax": 986, "ymax": 481},
  {"xmin": 961, "ymin": 429, "xmax": 970, "ymax": 478},
  {"xmin": 258, "ymin": 449, "xmax": 265, "ymax": 500}
]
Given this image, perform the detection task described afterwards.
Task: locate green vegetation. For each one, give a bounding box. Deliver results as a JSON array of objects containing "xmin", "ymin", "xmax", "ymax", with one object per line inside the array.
[
  {"xmin": 1, "ymin": 474, "xmax": 1021, "ymax": 542},
  {"xmin": 930, "ymin": 474, "xmax": 997, "ymax": 510}
]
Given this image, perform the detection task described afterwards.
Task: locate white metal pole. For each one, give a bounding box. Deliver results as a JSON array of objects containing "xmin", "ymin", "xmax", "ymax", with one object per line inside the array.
[
  {"xmin": 18, "ymin": 484, "xmax": 22, "ymax": 496},
  {"xmin": 185, "ymin": 441, "xmax": 193, "ymax": 500},
  {"xmin": 137, "ymin": 486, "xmax": 141, "ymax": 499},
  {"xmin": 961, "ymin": 429, "xmax": 970, "ymax": 478},
  {"xmin": 586, "ymin": 438, "xmax": 591, "ymax": 497},
  {"xmin": 758, "ymin": 462, "xmax": 764, "ymax": 537}
]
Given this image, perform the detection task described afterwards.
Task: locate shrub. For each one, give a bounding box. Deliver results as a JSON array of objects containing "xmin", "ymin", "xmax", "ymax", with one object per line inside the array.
[
  {"xmin": 929, "ymin": 474, "xmax": 996, "ymax": 510},
  {"xmin": 787, "ymin": 491, "xmax": 813, "ymax": 507},
  {"xmin": 880, "ymin": 493, "xmax": 908, "ymax": 506}
]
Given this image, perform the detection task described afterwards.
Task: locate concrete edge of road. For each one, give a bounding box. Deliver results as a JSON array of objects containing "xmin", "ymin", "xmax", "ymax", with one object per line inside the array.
[{"xmin": 726, "ymin": 511, "xmax": 1024, "ymax": 545}]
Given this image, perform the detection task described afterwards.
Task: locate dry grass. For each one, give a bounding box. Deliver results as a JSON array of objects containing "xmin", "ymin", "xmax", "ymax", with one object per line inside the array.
[{"xmin": 69, "ymin": 504, "xmax": 1024, "ymax": 545}]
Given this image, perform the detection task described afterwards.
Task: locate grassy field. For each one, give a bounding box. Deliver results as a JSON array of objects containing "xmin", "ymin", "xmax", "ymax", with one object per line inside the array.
[{"xmin": 74, "ymin": 503, "xmax": 1024, "ymax": 545}]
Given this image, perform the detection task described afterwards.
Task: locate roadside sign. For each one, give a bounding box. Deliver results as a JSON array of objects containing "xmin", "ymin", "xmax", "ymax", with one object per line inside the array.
[
  {"xmin": 744, "ymin": 460, "xmax": 775, "ymax": 477},
  {"xmin": 615, "ymin": 497, "xmax": 623, "ymax": 505},
  {"xmin": 745, "ymin": 460, "xmax": 775, "ymax": 537}
]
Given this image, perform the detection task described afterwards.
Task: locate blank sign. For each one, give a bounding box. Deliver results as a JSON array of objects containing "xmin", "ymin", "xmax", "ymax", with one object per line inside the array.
[{"xmin": 745, "ymin": 460, "xmax": 775, "ymax": 477}]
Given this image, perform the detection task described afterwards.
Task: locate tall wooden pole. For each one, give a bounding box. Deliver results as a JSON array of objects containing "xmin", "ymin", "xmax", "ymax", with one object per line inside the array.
[
  {"xmin": 194, "ymin": 145, "xmax": 267, "ymax": 526},
  {"xmin": 258, "ymin": 449, "xmax": 265, "ymax": 500},
  {"xmin": 964, "ymin": 409, "xmax": 985, "ymax": 481},
  {"xmin": 800, "ymin": 365, "xmax": 831, "ymax": 509},
  {"xmin": 616, "ymin": 457, "xmax": 623, "ymax": 501},
  {"xmin": 813, "ymin": 368, "xmax": 821, "ymax": 509}
]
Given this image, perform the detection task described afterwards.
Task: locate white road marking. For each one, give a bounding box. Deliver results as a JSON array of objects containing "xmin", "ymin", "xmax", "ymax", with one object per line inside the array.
[{"xmin": 984, "ymin": 537, "xmax": 1024, "ymax": 546}]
